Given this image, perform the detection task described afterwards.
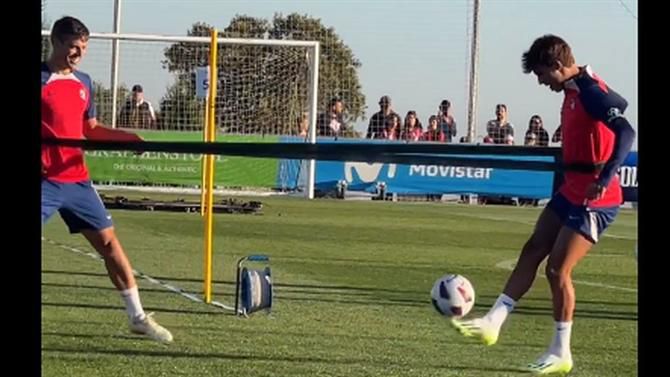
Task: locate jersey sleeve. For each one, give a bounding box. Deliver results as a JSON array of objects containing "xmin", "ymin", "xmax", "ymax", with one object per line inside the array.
[
  {"xmin": 577, "ymin": 76, "xmax": 635, "ymax": 187},
  {"xmin": 577, "ymin": 78, "xmax": 628, "ymax": 125},
  {"xmin": 79, "ymin": 72, "xmax": 97, "ymax": 121}
]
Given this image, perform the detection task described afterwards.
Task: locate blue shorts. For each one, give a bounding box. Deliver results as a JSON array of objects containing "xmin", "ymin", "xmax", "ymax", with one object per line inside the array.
[
  {"xmin": 42, "ymin": 179, "xmax": 113, "ymax": 234},
  {"xmin": 546, "ymin": 192, "xmax": 619, "ymax": 244}
]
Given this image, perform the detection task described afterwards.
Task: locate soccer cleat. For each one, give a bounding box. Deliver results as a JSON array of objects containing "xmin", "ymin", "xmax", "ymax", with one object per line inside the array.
[
  {"xmin": 450, "ymin": 318, "xmax": 499, "ymax": 346},
  {"xmin": 129, "ymin": 312, "xmax": 173, "ymax": 343},
  {"xmin": 526, "ymin": 353, "xmax": 573, "ymax": 375}
]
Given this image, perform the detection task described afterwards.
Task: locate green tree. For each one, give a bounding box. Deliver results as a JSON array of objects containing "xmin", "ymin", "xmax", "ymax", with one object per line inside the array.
[
  {"xmin": 160, "ymin": 13, "xmax": 365, "ymax": 135},
  {"xmin": 271, "ymin": 13, "xmax": 365, "ymax": 124},
  {"xmin": 158, "ymin": 22, "xmax": 212, "ymax": 131},
  {"xmin": 92, "ymin": 82, "xmax": 131, "ymax": 126},
  {"xmin": 158, "ymin": 74, "xmax": 205, "ymax": 131},
  {"xmin": 41, "ymin": 1, "xmax": 50, "ymax": 60}
]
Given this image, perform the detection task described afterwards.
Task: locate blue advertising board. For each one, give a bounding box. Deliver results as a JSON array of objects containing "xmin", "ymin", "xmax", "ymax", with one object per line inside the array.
[{"xmin": 276, "ymin": 137, "xmax": 637, "ymax": 202}]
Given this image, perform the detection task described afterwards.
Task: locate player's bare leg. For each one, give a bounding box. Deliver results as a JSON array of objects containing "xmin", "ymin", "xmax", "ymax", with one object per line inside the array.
[
  {"xmin": 82, "ymin": 228, "xmax": 173, "ymax": 343},
  {"xmin": 82, "ymin": 227, "xmax": 135, "ymax": 290},
  {"xmin": 526, "ymin": 226, "xmax": 592, "ymax": 375},
  {"xmin": 502, "ymin": 207, "xmax": 563, "ymax": 300},
  {"xmin": 451, "ymin": 206, "xmax": 562, "ymax": 345},
  {"xmin": 546, "ymin": 227, "xmax": 592, "ymax": 323}
]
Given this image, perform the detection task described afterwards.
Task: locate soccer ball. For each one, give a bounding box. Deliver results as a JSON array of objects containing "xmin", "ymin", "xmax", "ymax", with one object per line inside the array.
[{"xmin": 431, "ymin": 274, "xmax": 475, "ymax": 318}]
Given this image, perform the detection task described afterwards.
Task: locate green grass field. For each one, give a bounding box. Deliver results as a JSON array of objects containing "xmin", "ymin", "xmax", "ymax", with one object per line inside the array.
[{"xmin": 41, "ymin": 194, "xmax": 637, "ymax": 376}]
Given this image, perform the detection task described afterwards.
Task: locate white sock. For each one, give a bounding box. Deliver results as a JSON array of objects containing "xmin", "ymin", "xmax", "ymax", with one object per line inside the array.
[
  {"xmin": 120, "ymin": 286, "xmax": 146, "ymax": 322},
  {"xmin": 549, "ymin": 321, "xmax": 573, "ymax": 358},
  {"xmin": 484, "ymin": 294, "xmax": 516, "ymax": 330}
]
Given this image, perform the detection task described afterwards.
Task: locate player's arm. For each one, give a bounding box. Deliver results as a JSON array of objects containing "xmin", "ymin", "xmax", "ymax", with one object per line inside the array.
[
  {"xmin": 81, "ymin": 77, "xmax": 143, "ymax": 142},
  {"xmin": 578, "ymin": 81, "xmax": 636, "ymax": 188},
  {"xmin": 84, "ymin": 119, "xmax": 144, "ymax": 142}
]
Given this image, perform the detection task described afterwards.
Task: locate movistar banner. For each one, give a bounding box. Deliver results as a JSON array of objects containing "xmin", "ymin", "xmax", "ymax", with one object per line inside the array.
[
  {"xmin": 278, "ymin": 137, "xmax": 638, "ymax": 202},
  {"xmin": 318, "ymin": 157, "xmax": 554, "ymax": 199}
]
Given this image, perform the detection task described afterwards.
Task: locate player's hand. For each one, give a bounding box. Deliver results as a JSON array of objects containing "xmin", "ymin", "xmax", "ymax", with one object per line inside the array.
[
  {"xmin": 114, "ymin": 129, "xmax": 144, "ymax": 155},
  {"xmin": 124, "ymin": 131, "xmax": 144, "ymax": 143},
  {"xmin": 585, "ymin": 183, "xmax": 606, "ymax": 201},
  {"xmin": 129, "ymin": 132, "xmax": 145, "ymax": 156}
]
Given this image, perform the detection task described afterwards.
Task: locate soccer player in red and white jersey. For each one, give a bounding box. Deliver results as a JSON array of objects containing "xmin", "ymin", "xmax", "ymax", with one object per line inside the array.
[
  {"xmin": 42, "ymin": 16, "xmax": 172, "ymax": 343},
  {"xmin": 451, "ymin": 35, "xmax": 635, "ymax": 374}
]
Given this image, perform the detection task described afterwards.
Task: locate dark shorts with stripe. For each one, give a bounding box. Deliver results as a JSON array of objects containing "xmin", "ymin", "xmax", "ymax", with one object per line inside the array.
[
  {"xmin": 42, "ymin": 179, "xmax": 113, "ymax": 233},
  {"xmin": 546, "ymin": 192, "xmax": 619, "ymax": 243}
]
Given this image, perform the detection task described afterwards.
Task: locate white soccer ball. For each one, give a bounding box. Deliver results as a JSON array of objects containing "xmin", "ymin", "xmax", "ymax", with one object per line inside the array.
[{"xmin": 431, "ymin": 274, "xmax": 475, "ymax": 318}]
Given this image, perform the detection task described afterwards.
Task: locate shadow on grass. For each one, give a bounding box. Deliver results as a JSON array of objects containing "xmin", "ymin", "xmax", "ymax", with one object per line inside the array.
[{"xmin": 42, "ymin": 270, "xmax": 636, "ymax": 321}]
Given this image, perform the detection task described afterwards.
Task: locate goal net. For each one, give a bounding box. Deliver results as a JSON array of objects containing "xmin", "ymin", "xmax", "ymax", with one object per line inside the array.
[{"xmin": 41, "ymin": 29, "xmax": 319, "ymax": 195}]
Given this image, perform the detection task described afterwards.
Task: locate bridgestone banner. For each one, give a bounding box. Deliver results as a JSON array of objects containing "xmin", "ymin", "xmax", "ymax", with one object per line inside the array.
[{"xmin": 86, "ymin": 131, "xmax": 280, "ymax": 188}]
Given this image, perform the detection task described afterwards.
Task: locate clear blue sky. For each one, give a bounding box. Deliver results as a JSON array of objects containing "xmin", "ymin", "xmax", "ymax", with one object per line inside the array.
[{"xmin": 44, "ymin": 0, "xmax": 637, "ymax": 146}]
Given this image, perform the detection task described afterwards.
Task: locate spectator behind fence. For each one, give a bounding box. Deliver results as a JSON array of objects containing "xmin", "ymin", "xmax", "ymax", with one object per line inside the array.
[
  {"xmin": 366, "ymin": 95, "xmax": 400, "ymax": 139},
  {"xmin": 524, "ymin": 115, "xmax": 550, "ymax": 147},
  {"xmin": 316, "ymin": 97, "xmax": 346, "ymax": 137},
  {"xmin": 481, "ymin": 104, "xmax": 515, "ymax": 204},
  {"xmin": 381, "ymin": 113, "xmax": 401, "ymax": 140},
  {"xmin": 437, "ymin": 99, "xmax": 457, "ymax": 142},
  {"xmin": 552, "ymin": 124, "xmax": 563, "ymax": 144},
  {"xmin": 118, "ymin": 84, "xmax": 156, "ymax": 129},
  {"xmin": 296, "ymin": 112, "xmax": 309, "ymax": 138},
  {"xmin": 486, "ymin": 104, "xmax": 515, "ymax": 144},
  {"xmin": 423, "ymin": 115, "xmax": 446, "ymax": 142},
  {"xmin": 401, "ymin": 111, "xmax": 423, "ymax": 141},
  {"xmin": 525, "ymin": 133, "xmax": 538, "ymax": 146}
]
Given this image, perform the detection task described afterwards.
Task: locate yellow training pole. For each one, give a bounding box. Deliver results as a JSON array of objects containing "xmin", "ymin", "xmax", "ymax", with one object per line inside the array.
[{"xmin": 203, "ymin": 28, "xmax": 218, "ymax": 303}]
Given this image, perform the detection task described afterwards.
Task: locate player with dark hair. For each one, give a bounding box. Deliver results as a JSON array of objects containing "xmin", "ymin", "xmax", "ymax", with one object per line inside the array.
[
  {"xmin": 451, "ymin": 34, "xmax": 635, "ymax": 375},
  {"xmin": 42, "ymin": 16, "xmax": 173, "ymax": 343}
]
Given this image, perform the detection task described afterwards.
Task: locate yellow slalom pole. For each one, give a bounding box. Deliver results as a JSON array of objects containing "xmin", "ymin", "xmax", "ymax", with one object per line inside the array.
[{"xmin": 203, "ymin": 28, "xmax": 218, "ymax": 303}]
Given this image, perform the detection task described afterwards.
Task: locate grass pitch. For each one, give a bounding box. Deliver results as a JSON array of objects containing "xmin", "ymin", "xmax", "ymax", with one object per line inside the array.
[{"xmin": 41, "ymin": 194, "xmax": 637, "ymax": 376}]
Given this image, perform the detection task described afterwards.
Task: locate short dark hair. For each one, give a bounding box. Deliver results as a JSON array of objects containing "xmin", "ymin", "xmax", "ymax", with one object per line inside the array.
[
  {"xmin": 522, "ymin": 34, "xmax": 575, "ymax": 74},
  {"xmin": 51, "ymin": 16, "xmax": 90, "ymax": 44},
  {"xmin": 329, "ymin": 97, "xmax": 342, "ymax": 107},
  {"xmin": 385, "ymin": 113, "xmax": 401, "ymax": 126},
  {"xmin": 496, "ymin": 104, "xmax": 507, "ymax": 111},
  {"xmin": 132, "ymin": 84, "xmax": 144, "ymax": 93}
]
